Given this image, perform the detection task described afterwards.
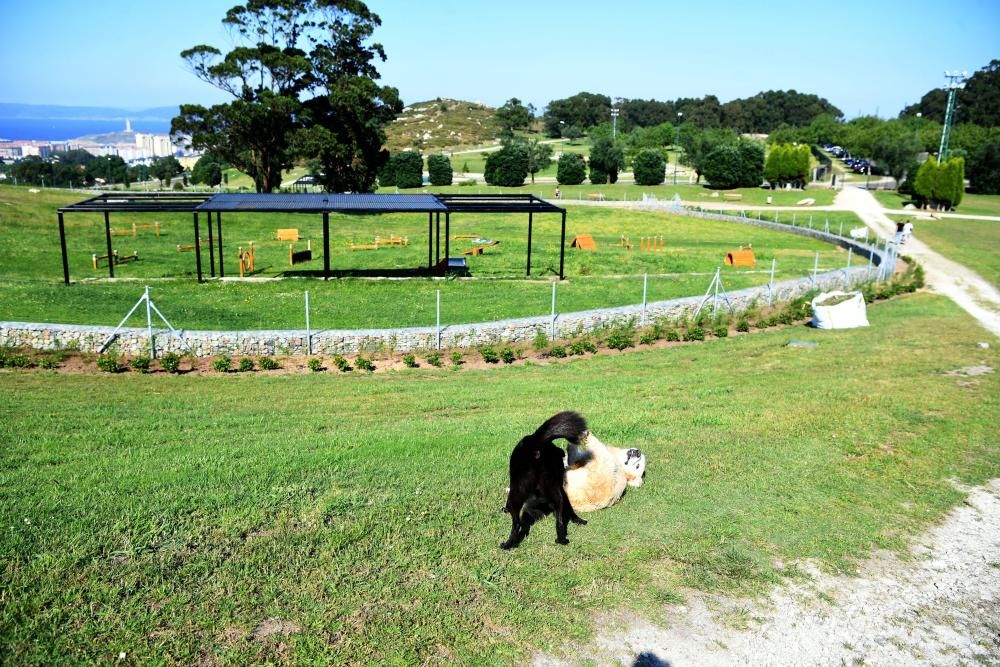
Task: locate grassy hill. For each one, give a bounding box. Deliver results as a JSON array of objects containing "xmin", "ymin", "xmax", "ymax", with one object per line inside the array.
[{"xmin": 384, "ymin": 98, "xmax": 499, "ymax": 153}]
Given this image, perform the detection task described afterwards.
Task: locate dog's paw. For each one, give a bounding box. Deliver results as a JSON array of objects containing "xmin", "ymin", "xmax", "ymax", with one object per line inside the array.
[
  {"xmin": 572, "ymin": 517, "xmax": 588, "ymax": 525},
  {"xmin": 555, "ymin": 537, "xmax": 569, "ymax": 545},
  {"xmin": 500, "ymin": 541, "xmax": 516, "ymax": 550}
]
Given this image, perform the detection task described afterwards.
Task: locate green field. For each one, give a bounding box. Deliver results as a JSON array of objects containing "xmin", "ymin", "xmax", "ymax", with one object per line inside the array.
[
  {"xmin": 889, "ymin": 213, "xmax": 1000, "ymax": 286},
  {"xmin": 873, "ymin": 190, "xmax": 1000, "ymax": 218},
  {"xmin": 1, "ymin": 292, "xmax": 996, "ymax": 664},
  {"xmin": 0, "ymin": 187, "xmax": 852, "ymax": 330}
]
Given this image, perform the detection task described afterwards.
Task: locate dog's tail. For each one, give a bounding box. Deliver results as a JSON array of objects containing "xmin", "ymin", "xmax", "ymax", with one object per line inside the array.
[{"xmin": 532, "ymin": 411, "xmax": 588, "ymax": 445}]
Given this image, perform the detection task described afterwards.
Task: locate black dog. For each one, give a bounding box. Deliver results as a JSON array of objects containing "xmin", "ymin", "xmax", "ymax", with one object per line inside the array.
[{"xmin": 501, "ymin": 411, "xmax": 589, "ymax": 549}]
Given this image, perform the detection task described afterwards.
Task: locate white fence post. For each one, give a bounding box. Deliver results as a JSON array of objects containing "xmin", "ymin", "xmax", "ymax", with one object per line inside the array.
[
  {"xmin": 144, "ymin": 285, "xmax": 154, "ymax": 358},
  {"xmin": 642, "ymin": 273, "xmax": 648, "ymax": 326},
  {"xmin": 436, "ymin": 289, "xmax": 441, "ymax": 350},
  {"xmin": 305, "ymin": 290, "xmax": 311, "ymax": 355},
  {"xmin": 550, "ymin": 281, "xmax": 557, "ymax": 340}
]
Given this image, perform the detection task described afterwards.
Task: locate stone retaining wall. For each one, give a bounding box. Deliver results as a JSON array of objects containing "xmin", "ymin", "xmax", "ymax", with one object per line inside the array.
[{"xmin": 0, "ymin": 212, "xmax": 888, "ymax": 357}]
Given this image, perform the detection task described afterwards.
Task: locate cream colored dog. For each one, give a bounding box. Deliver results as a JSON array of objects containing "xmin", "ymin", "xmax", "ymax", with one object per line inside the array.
[{"xmin": 564, "ymin": 431, "xmax": 646, "ymax": 512}]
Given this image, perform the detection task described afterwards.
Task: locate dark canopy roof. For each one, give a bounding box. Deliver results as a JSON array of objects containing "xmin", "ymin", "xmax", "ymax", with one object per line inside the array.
[
  {"xmin": 58, "ymin": 192, "xmax": 213, "ymax": 213},
  {"xmin": 58, "ymin": 191, "xmax": 564, "ymax": 214},
  {"xmin": 196, "ymin": 193, "xmax": 448, "ymax": 213}
]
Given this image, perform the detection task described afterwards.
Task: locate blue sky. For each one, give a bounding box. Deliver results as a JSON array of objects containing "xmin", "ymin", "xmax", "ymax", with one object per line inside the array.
[{"xmin": 1, "ymin": 0, "xmax": 997, "ymax": 118}]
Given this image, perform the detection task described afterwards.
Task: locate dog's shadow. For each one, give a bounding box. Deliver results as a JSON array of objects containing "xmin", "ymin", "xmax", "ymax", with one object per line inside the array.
[{"xmin": 632, "ymin": 651, "xmax": 672, "ymax": 667}]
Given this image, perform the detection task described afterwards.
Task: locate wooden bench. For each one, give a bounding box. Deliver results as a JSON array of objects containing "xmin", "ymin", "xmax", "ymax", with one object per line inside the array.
[{"xmin": 276, "ymin": 228, "xmax": 299, "ymax": 242}]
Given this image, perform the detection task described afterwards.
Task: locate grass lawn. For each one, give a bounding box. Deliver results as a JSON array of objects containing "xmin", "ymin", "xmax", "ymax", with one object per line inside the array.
[
  {"xmin": 1, "ymin": 293, "xmax": 997, "ymax": 664},
  {"xmin": 874, "ymin": 190, "xmax": 1000, "ymax": 218},
  {"xmin": 889, "ymin": 214, "xmax": 1000, "ymax": 287},
  {"xmin": 0, "ymin": 186, "xmax": 851, "ymax": 330}
]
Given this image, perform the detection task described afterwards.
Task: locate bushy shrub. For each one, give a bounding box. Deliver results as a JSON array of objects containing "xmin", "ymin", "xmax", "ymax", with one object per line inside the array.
[
  {"xmin": 212, "ymin": 355, "xmax": 232, "ymax": 373},
  {"xmin": 532, "ymin": 329, "xmax": 549, "ymax": 352},
  {"xmin": 713, "ymin": 325, "xmax": 729, "ymax": 338},
  {"xmin": 131, "ymin": 354, "xmax": 152, "ymax": 373},
  {"xmin": 9, "ymin": 353, "xmax": 33, "ymax": 369},
  {"xmin": 633, "ymin": 149, "xmax": 667, "ymax": 186},
  {"xmin": 160, "ymin": 352, "xmax": 182, "ymax": 373},
  {"xmin": 307, "ymin": 357, "xmax": 323, "ymax": 372},
  {"xmin": 479, "ymin": 346, "xmax": 500, "ymax": 364},
  {"xmin": 702, "ymin": 139, "xmax": 765, "ymax": 189},
  {"xmin": 606, "ymin": 327, "xmax": 636, "ymax": 350},
  {"xmin": 500, "ymin": 346, "xmax": 516, "ymax": 364},
  {"xmin": 484, "ymin": 144, "xmax": 529, "ymax": 187},
  {"xmin": 259, "ymin": 356, "xmax": 280, "ymax": 370},
  {"xmin": 639, "ymin": 330, "xmax": 658, "ymax": 345},
  {"xmin": 426, "ymin": 352, "xmax": 443, "ymax": 367},
  {"xmin": 332, "ymin": 354, "xmax": 351, "ymax": 372},
  {"xmin": 239, "ymin": 357, "xmax": 255, "ymax": 372},
  {"xmin": 450, "ymin": 351, "xmax": 464, "ymax": 366},
  {"xmin": 736, "ymin": 318, "xmax": 750, "ymax": 333},
  {"xmin": 0, "ymin": 347, "xmax": 10, "ymax": 368},
  {"xmin": 664, "ymin": 328, "xmax": 681, "ymax": 342},
  {"xmin": 402, "ymin": 353, "xmax": 419, "ymax": 368},
  {"xmin": 556, "ymin": 152, "xmax": 586, "ymax": 185},
  {"xmin": 568, "ymin": 337, "xmax": 598, "ymax": 355},
  {"xmin": 683, "ymin": 326, "xmax": 706, "ymax": 342},
  {"xmin": 427, "ymin": 154, "xmax": 453, "ymax": 186},
  {"xmin": 355, "ymin": 356, "xmax": 375, "ymax": 372},
  {"xmin": 96, "ymin": 351, "xmax": 125, "ymax": 372},
  {"xmin": 548, "ymin": 345, "xmax": 567, "ymax": 358},
  {"xmin": 38, "ymin": 356, "xmax": 59, "ymax": 370},
  {"xmin": 393, "ymin": 152, "xmax": 424, "ymax": 189}
]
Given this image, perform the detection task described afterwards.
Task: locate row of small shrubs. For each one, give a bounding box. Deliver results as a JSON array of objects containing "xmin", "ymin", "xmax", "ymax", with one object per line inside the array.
[{"xmin": 3, "ymin": 271, "xmax": 925, "ymax": 376}]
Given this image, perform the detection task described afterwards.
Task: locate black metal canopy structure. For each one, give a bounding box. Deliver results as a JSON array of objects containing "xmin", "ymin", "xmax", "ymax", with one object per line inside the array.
[{"xmin": 56, "ymin": 191, "xmax": 567, "ymax": 283}]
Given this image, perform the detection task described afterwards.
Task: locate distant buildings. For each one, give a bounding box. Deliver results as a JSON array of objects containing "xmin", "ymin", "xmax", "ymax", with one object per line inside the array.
[{"xmin": 0, "ymin": 119, "xmax": 196, "ymax": 164}]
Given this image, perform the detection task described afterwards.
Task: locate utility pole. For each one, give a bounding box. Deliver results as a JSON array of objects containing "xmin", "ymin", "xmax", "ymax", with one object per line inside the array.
[
  {"xmin": 938, "ymin": 70, "xmax": 967, "ymax": 164},
  {"xmin": 611, "ymin": 98, "xmax": 621, "ymax": 141}
]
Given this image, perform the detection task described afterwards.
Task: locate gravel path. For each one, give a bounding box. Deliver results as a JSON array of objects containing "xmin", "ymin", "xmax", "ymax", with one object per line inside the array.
[
  {"xmin": 534, "ymin": 480, "xmax": 1000, "ymax": 666},
  {"xmin": 836, "ymin": 186, "xmax": 1000, "ymax": 338}
]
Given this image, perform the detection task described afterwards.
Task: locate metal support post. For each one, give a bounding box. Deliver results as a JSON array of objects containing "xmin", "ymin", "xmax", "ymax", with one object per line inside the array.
[
  {"xmin": 104, "ymin": 211, "xmax": 114, "ymax": 278},
  {"xmin": 58, "ymin": 212, "xmax": 70, "ymax": 284}
]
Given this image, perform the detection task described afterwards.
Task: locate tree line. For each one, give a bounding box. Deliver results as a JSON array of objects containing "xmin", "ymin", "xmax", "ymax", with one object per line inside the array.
[{"xmin": 0, "ymin": 152, "xmax": 214, "ymax": 189}]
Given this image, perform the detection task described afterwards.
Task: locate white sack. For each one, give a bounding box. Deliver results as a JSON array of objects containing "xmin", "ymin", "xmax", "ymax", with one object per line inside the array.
[{"xmin": 811, "ymin": 291, "xmax": 870, "ymax": 329}]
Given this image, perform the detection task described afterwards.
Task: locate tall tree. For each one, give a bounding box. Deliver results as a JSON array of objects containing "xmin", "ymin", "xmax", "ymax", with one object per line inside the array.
[
  {"xmin": 588, "ymin": 137, "xmax": 625, "ymax": 184},
  {"xmin": 495, "ymin": 98, "xmax": 535, "ymax": 137},
  {"xmin": 172, "ymin": 0, "xmax": 401, "ymax": 193},
  {"xmin": 524, "ymin": 139, "xmax": 553, "ymax": 183}
]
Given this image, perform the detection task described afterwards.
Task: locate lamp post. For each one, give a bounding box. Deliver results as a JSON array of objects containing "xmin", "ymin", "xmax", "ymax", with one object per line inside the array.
[
  {"xmin": 673, "ymin": 112, "xmax": 683, "ymax": 185},
  {"xmin": 611, "ymin": 100, "xmax": 620, "ymax": 141}
]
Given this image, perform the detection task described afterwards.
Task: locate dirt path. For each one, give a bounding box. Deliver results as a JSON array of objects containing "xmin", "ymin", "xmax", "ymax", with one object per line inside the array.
[
  {"xmin": 835, "ymin": 186, "xmax": 1000, "ymax": 338},
  {"xmin": 534, "ymin": 480, "xmax": 1000, "ymax": 666}
]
